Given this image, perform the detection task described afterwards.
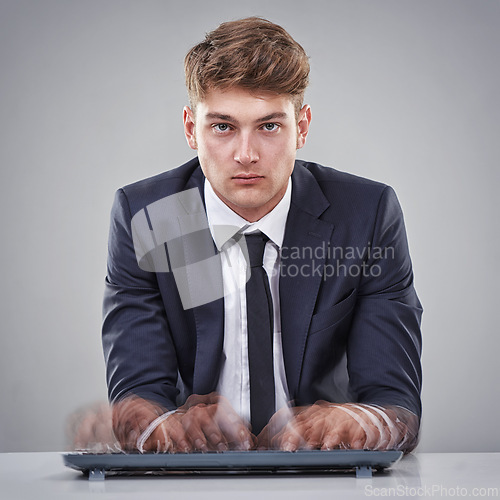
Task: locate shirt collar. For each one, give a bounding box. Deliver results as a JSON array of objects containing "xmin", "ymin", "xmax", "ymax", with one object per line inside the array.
[{"xmin": 204, "ymin": 177, "xmax": 292, "ymax": 251}]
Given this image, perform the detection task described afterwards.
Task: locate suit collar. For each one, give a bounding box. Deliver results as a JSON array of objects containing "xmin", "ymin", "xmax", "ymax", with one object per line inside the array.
[
  {"xmin": 290, "ymin": 160, "xmax": 330, "ymax": 218},
  {"xmin": 185, "ymin": 159, "xmax": 206, "ymax": 203}
]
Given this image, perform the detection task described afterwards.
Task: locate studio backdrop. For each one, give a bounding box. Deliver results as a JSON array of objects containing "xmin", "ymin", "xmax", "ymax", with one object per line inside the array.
[{"xmin": 0, "ymin": 0, "xmax": 498, "ymax": 453}]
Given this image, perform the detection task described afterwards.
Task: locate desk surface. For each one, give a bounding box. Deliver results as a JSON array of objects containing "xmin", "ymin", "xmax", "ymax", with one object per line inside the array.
[{"xmin": 1, "ymin": 452, "xmax": 499, "ymax": 500}]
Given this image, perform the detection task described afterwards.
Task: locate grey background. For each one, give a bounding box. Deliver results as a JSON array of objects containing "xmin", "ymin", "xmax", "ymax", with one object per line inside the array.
[{"xmin": 0, "ymin": 0, "xmax": 498, "ymax": 453}]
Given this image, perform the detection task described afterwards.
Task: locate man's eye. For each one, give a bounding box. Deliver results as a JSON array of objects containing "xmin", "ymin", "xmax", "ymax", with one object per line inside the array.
[
  {"xmin": 213, "ymin": 123, "xmax": 230, "ymax": 132},
  {"xmin": 263, "ymin": 123, "xmax": 279, "ymax": 131}
]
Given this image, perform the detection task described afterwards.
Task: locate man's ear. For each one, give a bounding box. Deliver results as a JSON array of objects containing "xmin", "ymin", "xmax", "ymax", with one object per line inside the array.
[
  {"xmin": 296, "ymin": 104, "xmax": 312, "ymax": 150},
  {"xmin": 183, "ymin": 106, "xmax": 197, "ymax": 150}
]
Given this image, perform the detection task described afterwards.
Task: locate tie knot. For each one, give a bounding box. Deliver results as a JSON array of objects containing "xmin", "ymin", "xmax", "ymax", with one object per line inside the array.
[{"xmin": 245, "ymin": 232, "xmax": 269, "ymax": 268}]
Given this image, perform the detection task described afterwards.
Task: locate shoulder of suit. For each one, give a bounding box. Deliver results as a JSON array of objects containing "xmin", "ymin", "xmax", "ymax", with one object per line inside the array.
[
  {"xmin": 119, "ymin": 157, "xmax": 202, "ymax": 200},
  {"xmin": 294, "ymin": 160, "xmax": 399, "ymax": 223},
  {"xmin": 294, "ymin": 160, "xmax": 398, "ymax": 218},
  {"xmin": 295, "ymin": 159, "xmax": 388, "ymax": 192}
]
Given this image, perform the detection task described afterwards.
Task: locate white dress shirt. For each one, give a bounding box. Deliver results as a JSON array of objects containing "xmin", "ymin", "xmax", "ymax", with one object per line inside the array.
[{"xmin": 204, "ymin": 178, "xmax": 292, "ymax": 424}]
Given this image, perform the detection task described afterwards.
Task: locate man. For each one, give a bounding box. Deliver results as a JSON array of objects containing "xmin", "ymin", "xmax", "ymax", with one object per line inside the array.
[{"xmin": 102, "ymin": 17, "xmax": 422, "ymax": 454}]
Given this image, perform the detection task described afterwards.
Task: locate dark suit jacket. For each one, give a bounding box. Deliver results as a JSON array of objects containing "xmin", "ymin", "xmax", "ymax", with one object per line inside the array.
[{"xmin": 102, "ymin": 158, "xmax": 423, "ymax": 417}]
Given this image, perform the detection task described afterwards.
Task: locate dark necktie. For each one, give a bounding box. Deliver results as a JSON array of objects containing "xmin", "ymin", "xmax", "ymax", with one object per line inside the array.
[{"xmin": 245, "ymin": 231, "xmax": 275, "ymax": 435}]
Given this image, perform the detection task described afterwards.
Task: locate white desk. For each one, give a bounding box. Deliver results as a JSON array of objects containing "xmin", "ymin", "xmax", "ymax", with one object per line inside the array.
[{"xmin": 1, "ymin": 452, "xmax": 499, "ymax": 500}]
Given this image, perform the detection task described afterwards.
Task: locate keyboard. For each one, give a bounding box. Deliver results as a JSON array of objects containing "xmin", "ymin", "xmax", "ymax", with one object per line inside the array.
[{"xmin": 63, "ymin": 449, "xmax": 403, "ymax": 480}]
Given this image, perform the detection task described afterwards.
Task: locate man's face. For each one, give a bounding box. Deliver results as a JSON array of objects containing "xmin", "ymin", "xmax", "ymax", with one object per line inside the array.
[{"xmin": 183, "ymin": 87, "xmax": 311, "ymax": 222}]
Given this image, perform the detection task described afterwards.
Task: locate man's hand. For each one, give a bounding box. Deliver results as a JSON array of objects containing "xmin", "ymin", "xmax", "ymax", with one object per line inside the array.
[
  {"xmin": 255, "ymin": 406, "xmax": 305, "ymax": 450},
  {"xmin": 67, "ymin": 401, "xmax": 119, "ymax": 452},
  {"xmin": 112, "ymin": 396, "xmax": 190, "ymax": 453},
  {"xmin": 178, "ymin": 393, "xmax": 255, "ymax": 451},
  {"xmin": 260, "ymin": 402, "xmax": 418, "ymax": 452}
]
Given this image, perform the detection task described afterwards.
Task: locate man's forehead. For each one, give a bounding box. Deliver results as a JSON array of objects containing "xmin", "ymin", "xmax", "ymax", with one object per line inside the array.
[{"xmin": 196, "ymin": 87, "xmax": 295, "ymax": 119}]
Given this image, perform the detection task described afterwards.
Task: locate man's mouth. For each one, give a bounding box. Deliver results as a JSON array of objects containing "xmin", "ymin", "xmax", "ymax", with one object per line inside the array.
[
  {"xmin": 232, "ymin": 174, "xmax": 264, "ymax": 185},
  {"xmin": 232, "ymin": 174, "xmax": 264, "ymax": 179}
]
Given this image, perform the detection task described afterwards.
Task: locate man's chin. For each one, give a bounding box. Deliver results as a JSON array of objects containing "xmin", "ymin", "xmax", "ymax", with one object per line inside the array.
[
  {"xmin": 229, "ymin": 200, "xmax": 279, "ymax": 222},
  {"xmin": 227, "ymin": 196, "xmax": 271, "ymax": 211},
  {"xmin": 220, "ymin": 189, "xmax": 269, "ymax": 209}
]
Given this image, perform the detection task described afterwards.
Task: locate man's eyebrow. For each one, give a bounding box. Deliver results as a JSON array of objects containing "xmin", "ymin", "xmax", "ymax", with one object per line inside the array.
[
  {"xmin": 205, "ymin": 113, "xmax": 236, "ymax": 122},
  {"xmin": 204, "ymin": 112, "xmax": 289, "ymax": 124},
  {"xmin": 256, "ymin": 112, "xmax": 288, "ymax": 122}
]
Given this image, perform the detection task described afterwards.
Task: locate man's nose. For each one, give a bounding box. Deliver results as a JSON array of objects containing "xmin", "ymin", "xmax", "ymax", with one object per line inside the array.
[{"xmin": 233, "ymin": 133, "xmax": 259, "ymax": 164}]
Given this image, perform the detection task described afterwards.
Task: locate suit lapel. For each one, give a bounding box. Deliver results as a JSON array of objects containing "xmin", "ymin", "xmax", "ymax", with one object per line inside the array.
[
  {"xmin": 192, "ymin": 296, "xmax": 225, "ymax": 394},
  {"xmin": 280, "ymin": 163, "xmax": 334, "ymax": 401}
]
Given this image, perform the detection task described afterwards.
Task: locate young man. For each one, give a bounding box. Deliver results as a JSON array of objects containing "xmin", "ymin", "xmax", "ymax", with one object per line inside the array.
[{"xmin": 103, "ymin": 17, "xmax": 422, "ymax": 453}]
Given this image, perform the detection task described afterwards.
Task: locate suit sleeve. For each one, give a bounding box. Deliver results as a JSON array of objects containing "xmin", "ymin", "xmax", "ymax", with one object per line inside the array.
[
  {"xmin": 347, "ymin": 186, "xmax": 423, "ymax": 418},
  {"xmin": 102, "ymin": 189, "xmax": 179, "ymax": 409}
]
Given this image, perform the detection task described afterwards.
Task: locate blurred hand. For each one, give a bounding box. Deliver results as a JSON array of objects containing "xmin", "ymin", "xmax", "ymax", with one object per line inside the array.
[
  {"xmin": 260, "ymin": 402, "xmax": 418, "ymax": 452},
  {"xmin": 178, "ymin": 393, "xmax": 255, "ymax": 451},
  {"xmin": 112, "ymin": 395, "xmax": 190, "ymax": 453},
  {"xmin": 67, "ymin": 401, "xmax": 118, "ymax": 452},
  {"xmin": 255, "ymin": 405, "xmax": 304, "ymax": 450}
]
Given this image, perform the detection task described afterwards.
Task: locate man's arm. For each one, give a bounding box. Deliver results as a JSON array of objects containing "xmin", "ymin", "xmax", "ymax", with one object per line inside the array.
[
  {"xmin": 346, "ymin": 185, "xmax": 422, "ymax": 431},
  {"xmin": 102, "ymin": 189, "xmax": 181, "ymax": 407},
  {"xmin": 261, "ymin": 186, "xmax": 422, "ymax": 452}
]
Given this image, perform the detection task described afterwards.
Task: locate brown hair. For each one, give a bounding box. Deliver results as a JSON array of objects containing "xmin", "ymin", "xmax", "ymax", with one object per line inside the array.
[{"xmin": 184, "ymin": 17, "xmax": 310, "ymax": 116}]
